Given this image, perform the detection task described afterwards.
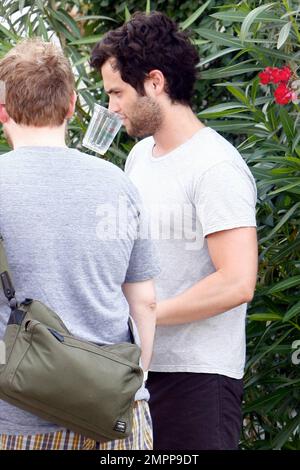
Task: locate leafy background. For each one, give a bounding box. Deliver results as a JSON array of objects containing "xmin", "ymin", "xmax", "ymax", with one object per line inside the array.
[{"xmin": 0, "ymin": 0, "xmax": 299, "ymax": 450}]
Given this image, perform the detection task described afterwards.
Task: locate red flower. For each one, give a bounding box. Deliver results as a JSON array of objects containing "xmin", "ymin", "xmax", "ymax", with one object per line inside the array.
[
  {"xmin": 277, "ymin": 66, "xmax": 291, "ymax": 83},
  {"xmin": 259, "ymin": 69, "xmax": 272, "ymax": 85},
  {"xmin": 259, "ymin": 65, "xmax": 298, "ymax": 105},
  {"xmin": 259, "ymin": 66, "xmax": 292, "ymax": 85},
  {"xmin": 274, "ymin": 83, "xmax": 293, "ymax": 105},
  {"xmin": 270, "ymin": 67, "xmax": 282, "ymax": 83}
]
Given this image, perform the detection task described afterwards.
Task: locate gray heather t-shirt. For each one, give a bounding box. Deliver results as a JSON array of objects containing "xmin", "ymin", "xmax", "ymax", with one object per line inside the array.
[
  {"xmin": 125, "ymin": 127, "xmax": 257, "ymax": 379},
  {"xmin": 0, "ymin": 146, "xmax": 159, "ymax": 435}
]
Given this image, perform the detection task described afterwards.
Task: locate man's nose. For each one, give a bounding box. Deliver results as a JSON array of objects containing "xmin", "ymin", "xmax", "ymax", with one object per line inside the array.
[{"xmin": 108, "ymin": 98, "xmax": 119, "ymax": 114}]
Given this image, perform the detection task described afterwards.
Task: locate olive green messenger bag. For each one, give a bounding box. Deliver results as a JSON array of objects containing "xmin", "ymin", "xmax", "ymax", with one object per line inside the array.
[{"xmin": 0, "ymin": 234, "xmax": 144, "ymax": 441}]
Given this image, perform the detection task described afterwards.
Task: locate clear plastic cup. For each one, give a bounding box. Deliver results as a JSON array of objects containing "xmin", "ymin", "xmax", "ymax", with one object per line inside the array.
[
  {"xmin": 0, "ymin": 81, "xmax": 6, "ymax": 104},
  {"xmin": 82, "ymin": 104, "xmax": 122, "ymax": 155}
]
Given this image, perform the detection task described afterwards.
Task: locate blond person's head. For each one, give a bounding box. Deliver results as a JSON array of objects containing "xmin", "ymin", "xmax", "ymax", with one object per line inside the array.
[{"xmin": 0, "ymin": 38, "xmax": 75, "ymax": 127}]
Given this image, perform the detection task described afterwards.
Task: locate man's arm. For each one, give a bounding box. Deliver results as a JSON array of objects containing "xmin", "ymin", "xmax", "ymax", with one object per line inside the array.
[
  {"xmin": 156, "ymin": 227, "xmax": 258, "ymax": 325},
  {"xmin": 122, "ymin": 279, "xmax": 157, "ymax": 370}
]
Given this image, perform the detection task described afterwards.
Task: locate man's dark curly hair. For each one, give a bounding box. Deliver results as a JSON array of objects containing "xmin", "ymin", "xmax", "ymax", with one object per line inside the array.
[{"xmin": 90, "ymin": 11, "xmax": 199, "ymax": 106}]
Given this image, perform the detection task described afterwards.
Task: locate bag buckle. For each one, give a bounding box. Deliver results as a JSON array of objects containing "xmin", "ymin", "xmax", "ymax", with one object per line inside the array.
[{"xmin": 1, "ymin": 271, "xmax": 17, "ymax": 308}]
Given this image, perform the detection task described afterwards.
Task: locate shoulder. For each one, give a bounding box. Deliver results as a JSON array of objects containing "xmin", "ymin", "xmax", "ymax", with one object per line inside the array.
[
  {"xmin": 125, "ymin": 137, "xmax": 154, "ymax": 173},
  {"xmin": 0, "ymin": 149, "xmax": 19, "ymax": 164},
  {"xmin": 77, "ymin": 150, "xmax": 143, "ymax": 207},
  {"xmin": 188, "ymin": 129, "xmax": 256, "ymax": 198},
  {"xmin": 191, "ymin": 128, "xmax": 242, "ymax": 170},
  {"xmin": 75, "ymin": 149, "xmax": 131, "ymax": 181},
  {"xmin": 191, "ymin": 128, "xmax": 254, "ymax": 180},
  {"xmin": 131, "ymin": 136, "xmax": 154, "ymax": 155}
]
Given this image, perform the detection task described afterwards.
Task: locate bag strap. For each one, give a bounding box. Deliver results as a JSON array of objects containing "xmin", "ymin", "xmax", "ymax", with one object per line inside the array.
[
  {"xmin": 0, "ymin": 233, "xmax": 138, "ymax": 344},
  {"xmin": 0, "ymin": 233, "xmax": 18, "ymax": 308}
]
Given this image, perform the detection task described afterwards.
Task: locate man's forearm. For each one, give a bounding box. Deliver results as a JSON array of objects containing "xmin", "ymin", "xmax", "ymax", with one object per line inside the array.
[
  {"xmin": 156, "ymin": 270, "xmax": 255, "ymax": 325},
  {"xmin": 132, "ymin": 303, "xmax": 156, "ymax": 370},
  {"xmin": 122, "ymin": 280, "xmax": 157, "ymax": 370}
]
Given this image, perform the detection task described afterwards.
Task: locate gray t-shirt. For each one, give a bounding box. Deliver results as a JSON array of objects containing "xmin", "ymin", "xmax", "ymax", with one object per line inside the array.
[
  {"xmin": 0, "ymin": 146, "xmax": 159, "ymax": 435},
  {"xmin": 125, "ymin": 127, "xmax": 257, "ymax": 379}
]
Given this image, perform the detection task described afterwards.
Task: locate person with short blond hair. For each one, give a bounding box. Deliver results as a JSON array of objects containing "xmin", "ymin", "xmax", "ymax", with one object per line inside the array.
[
  {"xmin": 0, "ymin": 38, "xmax": 159, "ymax": 450},
  {"xmin": 0, "ymin": 38, "xmax": 74, "ymax": 128}
]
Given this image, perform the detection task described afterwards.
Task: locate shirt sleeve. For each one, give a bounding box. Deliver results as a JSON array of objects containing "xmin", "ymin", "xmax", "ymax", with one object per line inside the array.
[{"xmin": 194, "ymin": 160, "xmax": 257, "ymax": 238}]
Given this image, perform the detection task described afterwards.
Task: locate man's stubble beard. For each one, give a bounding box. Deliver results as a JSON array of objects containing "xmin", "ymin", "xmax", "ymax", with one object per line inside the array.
[{"xmin": 126, "ymin": 96, "xmax": 163, "ymax": 138}]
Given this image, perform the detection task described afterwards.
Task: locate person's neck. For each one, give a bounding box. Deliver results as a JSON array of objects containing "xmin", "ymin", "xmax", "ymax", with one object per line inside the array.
[
  {"xmin": 152, "ymin": 104, "xmax": 205, "ymax": 157},
  {"xmin": 10, "ymin": 124, "xmax": 67, "ymax": 150}
]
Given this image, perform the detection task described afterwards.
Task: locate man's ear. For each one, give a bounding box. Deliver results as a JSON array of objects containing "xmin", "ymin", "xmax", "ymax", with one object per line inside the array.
[
  {"xmin": 0, "ymin": 104, "xmax": 10, "ymax": 124},
  {"xmin": 144, "ymin": 70, "xmax": 165, "ymax": 96},
  {"xmin": 66, "ymin": 91, "xmax": 77, "ymax": 119}
]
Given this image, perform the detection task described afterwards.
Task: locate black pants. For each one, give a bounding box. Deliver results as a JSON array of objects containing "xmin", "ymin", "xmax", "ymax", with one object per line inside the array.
[{"xmin": 147, "ymin": 372, "xmax": 243, "ymax": 450}]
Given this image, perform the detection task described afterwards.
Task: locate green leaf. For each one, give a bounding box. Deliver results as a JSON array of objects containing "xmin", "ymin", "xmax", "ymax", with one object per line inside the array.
[
  {"xmin": 0, "ymin": 23, "xmax": 19, "ymax": 41},
  {"xmin": 263, "ymin": 202, "xmax": 300, "ymax": 243},
  {"xmin": 251, "ymin": 45, "xmax": 299, "ymax": 62},
  {"xmin": 200, "ymin": 61, "xmax": 260, "ymax": 79},
  {"xmin": 205, "ymin": 121, "xmax": 254, "ymax": 133},
  {"xmin": 248, "ymin": 313, "xmax": 283, "ymax": 321},
  {"xmin": 270, "ymin": 167, "xmax": 294, "ymax": 175},
  {"xmin": 238, "ymin": 135, "xmax": 264, "ymax": 151},
  {"xmin": 180, "ymin": 0, "xmax": 211, "ymax": 31},
  {"xmin": 197, "ymin": 28, "xmax": 241, "ymax": 47},
  {"xmin": 272, "ymin": 414, "xmax": 300, "ymax": 450},
  {"xmin": 211, "ymin": 11, "xmax": 284, "ymax": 23},
  {"xmin": 49, "ymin": 18, "xmax": 77, "ymax": 42},
  {"xmin": 246, "ymin": 328, "xmax": 293, "ymax": 370},
  {"xmin": 38, "ymin": 17, "xmax": 49, "ymax": 41},
  {"xmin": 124, "ymin": 5, "xmax": 131, "ymax": 22},
  {"xmin": 198, "ymin": 102, "xmax": 247, "ymax": 119},
  {"xmin": 69, "ymin": 35, "xmax": 103, "ymax": 45},
  {"xmin": 292, "ymin": 132, "xmax": 300, "ymax": 152},
  {"xmin": 213, "ymin": 81, "xmax": 246, "ymax": 88},
  {"xmin": 268, "ymin": 182, "xmax": 300, "ymax": 196},
  {"xmin": 226, "ymin": 85, "xmax": 249, "ymax": 105},
  {"xmin": 145, "ymin": 0, "xmax": 151, "ymax": 14},
  {"xmin": 50, "ymin": 9, "xmax": 81, "ymax": 39},
  {"xmin": 198, "ymin": 47, "xmax": 241, "ymax": 67},
  {"xmin": 283, "ymin": 301, "xmax": 300, "ymax": 322},
  {"xmin": 285, "ymin": 156, "xmax": 300, "ymax": 166},
  {"xmin": 72, "ymin": 55, "xmax": 90, "ymax": 67},
  {"xmin": 243, "ymin": 391, "xmax": 287, "ymax": 413},
  {"xmin": 74, "ymin": 15, "xmax": 117, "ymax": 23},
  {"xmin": 192, "ymin": 39, "xmax": 209, "ymax": 46},
  {"xmin": 281, "ymin": 9, "xmax": 300, "ymax": 19},
  {"xmin": 279, "ymin": 107, "xmax": 296, "ymax": 146},
  {"xmin": 199, "ymin": 110, "xmax": 247, "ymax": 119},
  {"xmin": 277, "ymin": 22, "xmax": 292, "ymax": 49},
  {"xmin": 250, "ymin": 76, "xmax": 260, "ymax": 104},
  {"xmin": 35, "ymin": 0, "xmax": 44, "ymax": 11},
  {"xmin": 240, "ymin": 3, "xmax": 276, "ymax": 44},
  {"xmin": 267, "ymin": 106, "xmax": 279, "ymax": 132},
  {"xmin": 267, "ymin": 275, "xmax": 300, "ymax": 294},
  {"xmin": 18, "ymin": 0, "xmax": 25, "ymax": 13}
]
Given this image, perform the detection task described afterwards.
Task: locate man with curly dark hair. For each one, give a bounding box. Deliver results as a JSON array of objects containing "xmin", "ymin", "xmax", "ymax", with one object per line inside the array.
[{"xmin": 91, "ymin": 11, "xmax": 258, "ymax": 450}]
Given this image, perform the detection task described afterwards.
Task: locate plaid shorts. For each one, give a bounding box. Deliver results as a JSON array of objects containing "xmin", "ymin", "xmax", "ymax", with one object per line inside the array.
[{"xmin": 0, "ymin": 400, "xmax": 152, "ymax": 450}]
